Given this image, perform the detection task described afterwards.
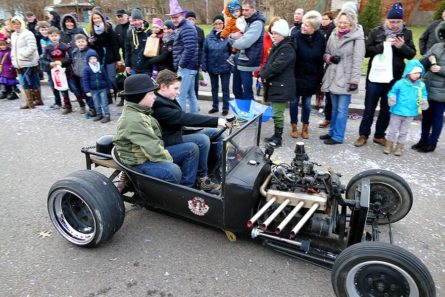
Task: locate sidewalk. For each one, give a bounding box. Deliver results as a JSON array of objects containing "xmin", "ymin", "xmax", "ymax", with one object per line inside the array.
[{"xmin": 197, "ymin": 73, "xmax": 370, "ymax": 115}]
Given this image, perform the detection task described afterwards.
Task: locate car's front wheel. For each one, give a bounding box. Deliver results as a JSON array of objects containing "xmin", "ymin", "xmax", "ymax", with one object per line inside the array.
[{"xmin": 47, "ymin": 170, "xmax": 125, "ymax": 247}]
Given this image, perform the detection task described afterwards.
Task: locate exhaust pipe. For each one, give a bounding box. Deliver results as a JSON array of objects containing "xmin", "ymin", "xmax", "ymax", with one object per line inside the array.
[
  {"xmin": 260, "ymin": 199, "xmax": 290, "ymax": 231},
  {"xmin": 290, "ymin": 203, "xmax": 319, "ymax": 239},
  {"xmin": 247, "ymin": 197, "xmax": 276, "ymax": 228},
  {"xmin": 275, "ymin": 201, "xmax": 305, "ymax": 234}
]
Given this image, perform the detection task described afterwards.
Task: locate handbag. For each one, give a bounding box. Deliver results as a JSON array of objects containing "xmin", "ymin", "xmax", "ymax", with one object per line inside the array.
[
  {"xmin": 51, "ymin": 66, "xmax": 69, "ymax": 91},
  {"xmin": 368, "ymin": 41, "xmax": 393, "ymax": 83},
  {"xmin": 144, "ymin": 36, "xmax": 160, "ymax": 58},
  {"xmin": 0, "ymin": 52, "xmax": 8, "ymax": 74}
]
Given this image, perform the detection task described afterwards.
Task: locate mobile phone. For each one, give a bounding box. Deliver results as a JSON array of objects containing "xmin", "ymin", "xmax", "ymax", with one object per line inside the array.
[{"xmin": 396, "ymin": 33, "xmax": 404, "ymax": 37}]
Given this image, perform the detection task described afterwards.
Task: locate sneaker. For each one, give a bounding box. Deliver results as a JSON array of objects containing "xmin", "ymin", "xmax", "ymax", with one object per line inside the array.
[
  {"xmin": 93, "ymin": 115, "xmax": 103, "ymax": 122},
  {"xmin": 373, "ymin": 137, "xmax": 387, "ymax": 146},
  {"xmin": 226, "ymin": 54, "xmax": 235, "ymax": 66},
  {"xmin": 324, "ymin": 138, "xmax": 341, "ymax": 145},
  {"xmin": 222, "ymin": 110, "xmax": 229, "ymax": 116},
  {"xmin": 208, "ymin": 108, "xmax": 218, "ymax": 114},
  {"xmin": 197, "ymin": 176, "xmax": 221, "ymax": 194},
  {"xmin": 49, "ymin": 104, "xmax": 62, "ymax": 109},
  {"xmin": 354, "ymin": 136, "xmax": 368, "ymax": 147},
  {"xmin": 319, "ymin": 134, "xmax": 331, "ymax": 140},
  {"xmin": 61, "ymin": 108, "xmax": 72, "ymax": 115},
  {"xmin": 100, "ymin": 116, "xmax": 111, "ymax": 123}
]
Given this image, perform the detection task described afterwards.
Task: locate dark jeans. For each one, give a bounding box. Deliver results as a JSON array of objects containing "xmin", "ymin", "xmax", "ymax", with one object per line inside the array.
[
  {"xmin": 209, "ymin": 72, "xmax": 230, "ymax": 112},
  {"xmin": 324, "ymin": 92, "xmax": 332, "ymax": 121},
  {"xmin": 136, "ymin": 142, "xmax": 199, "ymax": 187},
  {"xmin": 68, "ymin": 76, "xmax": 95, "ymax": 109},
  {"xmin": 289, "ymin": 95, "xmax": 311, "ymax": 124},
  {"xmin": 420, "ymin": 100, "xmax": 445, "ymax": 145},
  {"xmin": 359, "ymin": 80, "xmax": 392, "ymax": 138},
  {"xmin": 232, "ymin": 67, "xmax": 253, "ymax": 100}
]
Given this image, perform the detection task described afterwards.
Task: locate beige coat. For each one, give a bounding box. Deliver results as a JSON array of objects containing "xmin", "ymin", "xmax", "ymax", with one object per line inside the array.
[
  {"xmin": 321, "ymin": 25, "xmax": 365, "ymax": 95},
  {"xmin": 10, "ymin": 17, "xmax": 39, "ymax": 69}
]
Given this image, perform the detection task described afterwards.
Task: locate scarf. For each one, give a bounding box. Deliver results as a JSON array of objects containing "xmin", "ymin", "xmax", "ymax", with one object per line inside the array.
[
  {"xmin": 383, "ymin": 22, "xmax": 403, "ymax": 37},
  {"xmin": 94, "ymin": 23, "xmax": 105, "ymax": 35},
  {"xmin": 338, "ymin": 29, "xmax": 350, "ymax": 39},
  {"xmin": 89, "ymin": 62, "xmax": 101, "ymax": 73}
]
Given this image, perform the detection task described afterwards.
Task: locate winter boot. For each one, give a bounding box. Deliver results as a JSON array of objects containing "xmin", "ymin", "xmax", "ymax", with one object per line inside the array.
[
  {"xmin": 394, "ymin": 143, "xmax": 404, "ymax": 156},
  {"xmin": 291, "ymin": 124, "xmax": 298, "ymax": 138},
  {"xmin": 20, "ymin": 90, "xmax": 34, "ymax": 109},
  {"xmin": 264, "ymin": 127, "xmax": 283, "ymax": 147},
  {"xmin": 418, "ymin": 144, "xmax": 436, "ymax": 153},
  {"xmin": 411, "ymin": 140, "xmax": 427, "ymax": 151},
  {"xmin": 383, "ymin": 141, "xmax": 393, "ymax": 154},
  {"xmin": 0, "ymin": 85, "xmax": 6, "ymax": 99},
  {"xmin": 238, "ymin": 50, "xmax": 250, "ymax": 61},
  {"xmin": 79, "ymin": 106, "xmax": 86, "ymax": 114},
  {"xmin": 100, "ymin": 116, "xmax": 111, "ymax": 123},
  {"xmin": 7, "ymin": 86, "xmax": 19, "ymax": 100},
  {"xmin": 87, "ymin": 108, "xmax": 97, "ymax": 117},
  {"xmin": 32, "ymin": 89, "xmax": 44, "ymax": 105},
  {"xmin": 226, "ymin": 54, "xmax": 235, "ymax": 66},
  {"xmin": 301, "ymin": 124, "xmax": 309, "ymax": 139},
  {"xmin": 116, "ymin": 98, "xmax": 124, "ymax": 107}
]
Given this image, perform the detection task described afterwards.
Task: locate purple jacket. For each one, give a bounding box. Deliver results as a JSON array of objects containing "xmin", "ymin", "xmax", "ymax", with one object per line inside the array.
[{"xmin": 0, "ymin": 48, "xmax": 17, "ymax": 79}]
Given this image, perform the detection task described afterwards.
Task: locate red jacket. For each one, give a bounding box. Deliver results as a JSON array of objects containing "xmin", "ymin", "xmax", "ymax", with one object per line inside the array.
[{"xmin": 253, "ymin": 32, "xmax": 273, "ymax": 78}]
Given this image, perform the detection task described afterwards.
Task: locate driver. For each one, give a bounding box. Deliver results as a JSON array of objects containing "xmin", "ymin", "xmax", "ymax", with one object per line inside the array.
[
  {"xmin": 152, "ymin": 69, "xmax": 227, "ymax": 192},
  {"xmin": 113, "ymin": 74, "xmax": 199, "ymax": 188}
]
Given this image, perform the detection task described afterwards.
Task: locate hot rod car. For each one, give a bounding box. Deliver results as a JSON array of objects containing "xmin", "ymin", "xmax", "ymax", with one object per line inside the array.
[{"xmin": 47, "ymin": 114, "xmax": 436, "ymax": 297}]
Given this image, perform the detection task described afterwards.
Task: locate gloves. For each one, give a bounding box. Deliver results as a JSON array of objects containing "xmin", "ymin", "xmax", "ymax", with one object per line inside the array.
[
  {"xmin": 348, "ymin": 83, "xmax": 358, "ymax": 92},
  {"xmin": 420, "ymin": 100, "xmax": 429, "ymax": 111},
  {"xmin": 330, "ymin": 55, "xmax": 341, "ymax": 64},
  {"xmin": 388, "ymin": 96, "xmax": 397, "ymax": 107}
]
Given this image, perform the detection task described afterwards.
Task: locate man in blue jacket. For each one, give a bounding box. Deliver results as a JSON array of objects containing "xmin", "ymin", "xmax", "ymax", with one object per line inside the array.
[
  {"xmin": 229, "ymin": 0, "xmax": 265, "ymax": 100},
  {"xmin": 168, "ymin": 1, "xmax": 200, "ymax": 114}
]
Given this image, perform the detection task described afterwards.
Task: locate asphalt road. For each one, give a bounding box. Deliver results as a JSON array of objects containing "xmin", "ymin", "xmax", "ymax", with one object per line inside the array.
[{"xmin": 0, "ymin": 88, "xmax": 444, "ymax": 297}]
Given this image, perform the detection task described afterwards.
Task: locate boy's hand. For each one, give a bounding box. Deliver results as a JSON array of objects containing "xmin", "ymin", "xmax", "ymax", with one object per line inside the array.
[
  {"xmin": 420, "ymin": 100, "xmax": 429, "ymax": 110},
  {"xmin": 430, "ymin": 65, "xmax": 441, "ymax": 73},
  {"xmin": 110, "ymin": 89, "xmax": 114, "ymax": 94},
  {"xmin": 86, "ymin": 92, "xmax": 92, "ymax": 97},
  {"xmin": 125, "ymin": 67, "xmax": 131, "ymax": 74},
  {"xmin": 388, "ymin": 96, "xmax": 396, "ymax": 106},
  {"xmin": 217, "ymin": 118, "xmax": 227, "ymax": 127}
]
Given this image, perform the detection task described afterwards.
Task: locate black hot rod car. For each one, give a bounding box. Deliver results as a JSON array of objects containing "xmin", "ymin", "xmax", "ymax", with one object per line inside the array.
[{"xmin": 47, "ymin": 115, "xmax": 436, "ymax": 297}]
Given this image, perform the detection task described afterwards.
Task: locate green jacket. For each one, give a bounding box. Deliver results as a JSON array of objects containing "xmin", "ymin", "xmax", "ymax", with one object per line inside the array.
[{"xmin": 113, "ymin": 102, "xmax": 173, "ymax": 166}]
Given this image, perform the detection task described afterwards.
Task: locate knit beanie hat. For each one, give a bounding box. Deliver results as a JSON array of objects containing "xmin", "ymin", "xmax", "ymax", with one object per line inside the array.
[
  {"xmin": 212, "ymin": 15, "xmax": 224, "ymax": 24},
  {"xmin": 164, "ymin": 20, "xmax": 175, "ymax": 30},
  {"xmin": 152, "ymin": 18, "xmax": 164, "ymax": 29},
  {"xmin": 387, "ymin": 2, "xmax": 403, "ymax": 19},
  {"xmin": 271, "ymin": 19, "xmax": 290, "ymax": 37},
  {"xmin": 131, "ymin": 8, "xmax": 144, "ymax": 20},
  {"xmin": 228, "ymin": 0, "xmax": 241, "ymax": 15},
  {"xmin": 185, "ymin": 11, "xmax": 196, "ymax": 19}
]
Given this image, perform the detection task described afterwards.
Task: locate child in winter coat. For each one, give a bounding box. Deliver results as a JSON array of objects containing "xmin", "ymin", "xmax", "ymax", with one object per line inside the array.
[
  {"xmin": 221, "ymin": 0, "xmax": 248, "ymax": 65},
  {"xmin": 0, "ymin": 36, "xmax": 19, "ymax": 99},
  {"xmin": 70, "ymin": 34, "xmax": 95, "ymax": 116},
  {"xmin": 81, "ymin": 49, "xmax": 113, "ymax": 123},
  {"xmin": 385, "ymin": 60, "xmax": 428, "ymax": 156}
]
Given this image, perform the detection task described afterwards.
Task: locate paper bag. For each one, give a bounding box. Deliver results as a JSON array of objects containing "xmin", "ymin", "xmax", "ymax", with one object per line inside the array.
[{"xmin": 144, "ymin": 36, "xmax": 160, "ymax": 58}]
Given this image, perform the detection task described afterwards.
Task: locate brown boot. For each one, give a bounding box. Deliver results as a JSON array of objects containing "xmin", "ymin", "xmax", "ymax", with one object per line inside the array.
[
  {"xmin": 354, "ymin": 136, "xmax": 368, "ymax": 147},
  {"xmin": 301, "ymin": 124, "xmax": 309, "ymax": 139},
  {"xmin": 291, "ymin": 124, "xmax": 298, "ymax": 138},
  {"xmin": 394, "ymin": 143, "xmax": 404, "ymax": 156},
  {"xmin": 32, "ymin": 89, "xmax": 44, "ymax": 106},
  {"xmin": 373, "ymin": 137, "xmax": 387, "ymax": 146},
  {"xmin": 20, "ymin": 89, "xmax": 34, "ymax": 109},
  {"xmin": 383, "ymin": 141, "xmax": 393, "ymax": 154}
]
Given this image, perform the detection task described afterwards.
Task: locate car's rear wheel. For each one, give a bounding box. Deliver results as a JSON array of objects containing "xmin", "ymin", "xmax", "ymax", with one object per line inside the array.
[
  {"xmin": 47, "ymin": 170, "xmax": 125, "ymax": 247},
  {"xmin": 331, "ymin": 242, "xmax": 436, "ymax": 297},
  {"xmin": 346, "ymin": 169, "xmax": 413, "ymax": 224}
]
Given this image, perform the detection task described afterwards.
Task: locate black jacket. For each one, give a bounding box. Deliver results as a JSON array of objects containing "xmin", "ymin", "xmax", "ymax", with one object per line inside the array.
[
  {"xmin": 151, "ymin": 93, "xmax": 218, "ymax": 146},
  {"xmin": 260, "ymin": 37, "xmax": 296, "ymax": 102},
  {"xmin": 293, "ymin": 30, "xmax": 326, "ymax": 97},
  {"xmin": 419, "ymin": 20, "xmax": 441, "ymax": 55},
  {"xmin": 147, "ymin": 38, "xmax": 174, "ymax": 72},
  {"xmin": 366, "ymin": 25, "xmax": 416, "ymax": 81},
  {"xmin": 90, "ymin": 27, "xmax": 120, "ymax": 65},
  {"xmin": 196, "ymin": 25, "xmax": 205, "ymax": 65},
  {"xmin": 125, "ymin": 25, "xmax": 153, "ymax": 73},
  {"xmin": 115, "ymin": 22, "xmax": 130, "ymax": 57}
]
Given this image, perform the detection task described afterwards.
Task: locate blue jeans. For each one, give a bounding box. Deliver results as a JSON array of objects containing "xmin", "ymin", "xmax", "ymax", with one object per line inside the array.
[
  {"xmin": 420, "ymin": 100, "xmax": 445, "ymax": 145},
  {"xmin": 359, "ymin": 80, "xmax": 392, "ymax": 138},
  {"xmin": 19, "ymin": 67, "xmax": 40, "ymax": 89},
  {"xmin": 177, "ymin": 67, "xmax": 199, "ymax": 114},
  {"xmin": 91, "ymin": 88, "xmax": 110, "ymax": 116},
  {"xmin": 135, "ymin": 142, "xmax": 199, "ymax": 187},
  {"xmin": 232, "ymin": 67, "xmax": 253, "ymax": 100},
  {"xmin": 130, "ymin": 69, "xmax": 152, "ymax": 77},
  {"xmin": 289, "ymin": 95, "xmax": 311, "ymax": 124},
  {"xmin": 209, "ymin": 72, "xmax": 230, "ymax": 112},
  {"xmin": 329, "ymin": 94, "xmax": 351, "ymax": 143}
]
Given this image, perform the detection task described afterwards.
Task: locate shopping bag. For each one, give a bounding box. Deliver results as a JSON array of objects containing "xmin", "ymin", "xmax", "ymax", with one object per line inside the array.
[
  {"xmin": 144, "ymin": 36, "xmax": 160, "ymax": 58},
  {"xmin": 51, "ymin": 66, "xmax": 69, "ymax": 91},
  {"xmin": 368, "ymin": 41, "xmax": 393, "ymax": 83}
]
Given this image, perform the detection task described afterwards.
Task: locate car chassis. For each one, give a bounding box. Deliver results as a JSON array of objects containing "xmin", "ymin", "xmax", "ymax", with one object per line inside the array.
[{"xmin": 47, "ymin": 114, "xmax": 436, "ymax": 297}]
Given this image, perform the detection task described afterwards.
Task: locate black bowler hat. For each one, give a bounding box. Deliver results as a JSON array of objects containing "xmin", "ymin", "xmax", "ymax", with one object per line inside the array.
[
  {"xmin": 119, "ymin": 74, "xmax": 159, "ymax": 99},
  {"xmin": 116, "ymin": 9, "xmax": 128, "ymax": 16}
]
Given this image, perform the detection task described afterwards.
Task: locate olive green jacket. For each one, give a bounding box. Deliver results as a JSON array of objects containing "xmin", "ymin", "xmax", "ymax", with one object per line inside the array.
[{"xmin": 113, "ymin": 102, "xmax": 173, "ymax": 166}]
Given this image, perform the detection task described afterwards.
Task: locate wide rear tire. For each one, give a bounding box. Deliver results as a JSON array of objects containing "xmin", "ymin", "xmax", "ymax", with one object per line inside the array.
[
  {"xmin": 346, "ymin": 169, "xmax": 413, "ymax": 224},
  {"xmin": 47, "ymin": 170, "xmax": 125, "ymax": 247},
  {"xmin": 332, "ymin": 242, "xmax": 436, "ymax": 297}
]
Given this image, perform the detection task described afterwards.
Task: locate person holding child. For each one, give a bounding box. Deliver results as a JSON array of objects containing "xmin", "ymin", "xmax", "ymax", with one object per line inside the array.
[
  {"xmin": 81, "ymin": 49, "xmax": 113, "ymax": 123},
  {"xmin": 384, "ymin": 60, "xmax": 428, "ymax": 156}
]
